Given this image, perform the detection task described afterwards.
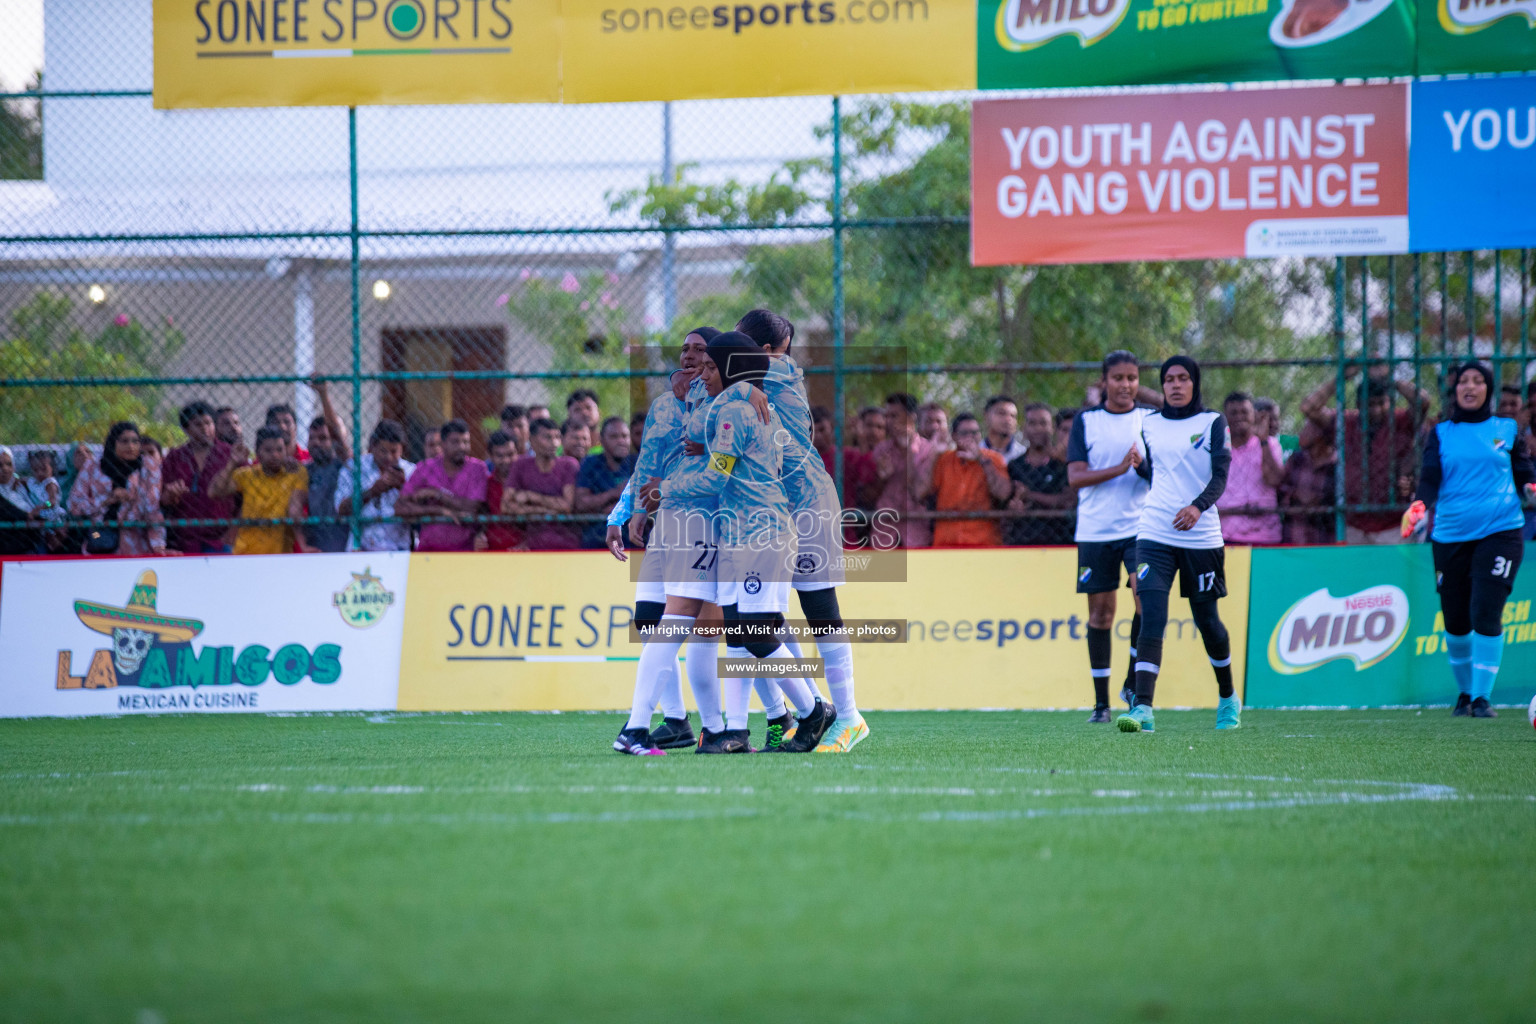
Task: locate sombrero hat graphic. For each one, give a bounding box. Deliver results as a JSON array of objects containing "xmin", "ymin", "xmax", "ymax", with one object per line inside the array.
[{"xmin": 74, "ymin": 570, "xmax": 204, "ymax": 643}]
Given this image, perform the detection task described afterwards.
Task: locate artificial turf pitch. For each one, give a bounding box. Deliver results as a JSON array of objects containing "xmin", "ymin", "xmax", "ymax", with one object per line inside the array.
[{"xmin": 2, "ymin": 708, "xmax": 1534, "ymax": 1023}]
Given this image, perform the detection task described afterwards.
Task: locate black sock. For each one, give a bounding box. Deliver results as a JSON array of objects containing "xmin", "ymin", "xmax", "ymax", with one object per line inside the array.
[
  {"xmin": 1122, "ymin": 613, "xmax": 1141, "ymax": 694},
  {"xmin": 1087, "ymin": 626, "xmax": 1112, "ymax": 707},
  {"xmin": 1196, "ymin": 610, "xmax": 1234, "ymax": 699},
  {"xmin": 1134, "ymin": 637, "xmax": 1163, "ymax": 707}
]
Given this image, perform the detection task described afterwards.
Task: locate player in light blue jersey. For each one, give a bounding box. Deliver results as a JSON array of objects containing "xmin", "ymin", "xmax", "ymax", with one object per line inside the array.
[
  {"xmin": 608, "ymin": 326, "xmax": 719, "ymax": 756},
  {"xmin": 737, "ymin": 309, "xmax": 868, "ymax": 753},
  {"xmin": 1411, "ymin": 362, "xmax": 1536, "ymax": 717},
  {"xmin": 610, "ymin": 328, "xmax": 774, "ymax": 756},
  {"xmin": 660, "ymin": 332, "xmax": 837, "ymax": 753}
]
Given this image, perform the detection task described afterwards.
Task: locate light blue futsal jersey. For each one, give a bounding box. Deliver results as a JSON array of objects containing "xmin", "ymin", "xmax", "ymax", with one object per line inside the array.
[
  {"xmin": 1423, "ymin": 416, "xmax": 1528, "ymax": 543},
  {"xmin": 663, "ymin": 383, "xmax": 790, "ymax": 547},
  {"xmin": 764, "ymin": 354, "xmax": 839, "ymax": 514},
  {"xmin": 608, "ymin": 376, "xmax": 711, "ymax": 527}
]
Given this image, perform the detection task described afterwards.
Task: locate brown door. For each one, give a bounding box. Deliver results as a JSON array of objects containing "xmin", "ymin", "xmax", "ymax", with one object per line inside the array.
[{"xmin": 382, "ymin": 326, "xmax": 506, "ymax": 461}]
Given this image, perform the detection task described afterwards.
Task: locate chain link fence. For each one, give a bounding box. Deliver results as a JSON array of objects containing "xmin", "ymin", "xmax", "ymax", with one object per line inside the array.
[{"xmin": 2, "ymin": 40, "xmax": 1533, "ymax": 551}]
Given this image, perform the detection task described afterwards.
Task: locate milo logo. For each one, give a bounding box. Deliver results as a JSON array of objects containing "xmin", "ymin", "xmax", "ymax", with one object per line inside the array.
[
  {"xmin": 1267, "ymin": 584, "xmax": 1409, "ymax": 675},
  {"xmin": 1438, "ymin": 0, "xmax": 1536, "ymax": 32},
  {"xmin": 995, "ymin": 0, "xmax": 1131, "ymax": 50}
]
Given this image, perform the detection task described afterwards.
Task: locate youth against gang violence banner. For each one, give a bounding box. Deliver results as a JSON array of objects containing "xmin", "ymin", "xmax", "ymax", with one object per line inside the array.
[
  {"xmin": 0, "ymin": 554, "xmax": 408, "ymax": 717},
  {"xmin": 970, "ymin": 83, "xmax": 1408, "ymax": 266}
]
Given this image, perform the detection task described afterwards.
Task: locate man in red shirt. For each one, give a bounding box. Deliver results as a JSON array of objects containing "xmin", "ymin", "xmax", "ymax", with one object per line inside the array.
[{"xmin": 161, "ymin": 400, "xmax": 237, "ymax": 553}]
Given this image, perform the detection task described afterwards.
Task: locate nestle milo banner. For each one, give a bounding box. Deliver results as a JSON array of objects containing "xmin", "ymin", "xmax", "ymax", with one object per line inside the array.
[
  {"xmin": 1420, "ymin": 0, "xmax": 1536, "ymax": 74},
  {"xmin": 977, "ymin": 0, "xmax": 1415, "ymax": 88},
  {"xmin": 1246, "ymin": 544, "xmax": 1536, "ymax": 707},
  {"xmin": 0, "ymin": 555, "xmax": 408, "ymax": 717}
]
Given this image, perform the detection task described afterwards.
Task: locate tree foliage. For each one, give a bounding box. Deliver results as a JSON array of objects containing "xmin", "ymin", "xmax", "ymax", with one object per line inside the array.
[
  {"xmin": 1, "ymin": 293, "xmax": 186, "ymax": 444},
  {"xmin": 0, "ymin": 70, "xmax": 42, "ymax": 181}
]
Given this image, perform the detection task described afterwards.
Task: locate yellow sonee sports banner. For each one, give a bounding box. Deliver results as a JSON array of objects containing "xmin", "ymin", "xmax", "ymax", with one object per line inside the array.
[
  {"xmin": 559, "ymin": 0, "xmax": 974, "ymax": 103},
  {"xmin": 397, "ymin": 547, "xmax": 1249, "ymax": 711},
  {"xmin": 153, "ymin": 0, "xmax": 562, "ymax": 108}
]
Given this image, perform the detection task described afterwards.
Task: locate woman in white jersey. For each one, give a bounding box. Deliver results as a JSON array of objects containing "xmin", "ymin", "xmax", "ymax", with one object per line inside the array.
[
  {"xmin": 1118, "ymin": 355, "xmax": 1240, "ymax": 734},
  {"xmin": 1065, "ymin": 350, "xmax": 1151, "ymax": 723}
]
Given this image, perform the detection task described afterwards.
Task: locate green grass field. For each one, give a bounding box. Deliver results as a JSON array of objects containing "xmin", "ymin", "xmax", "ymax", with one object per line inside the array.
[{"xmin": 2, "ymin": 708, "xmax": 1534, "ymax": 1023}]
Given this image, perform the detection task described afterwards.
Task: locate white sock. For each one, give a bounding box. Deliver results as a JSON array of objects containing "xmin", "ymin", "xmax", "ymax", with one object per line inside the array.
[
  {"xmin": 627, "ymin": 616, "xmax": 688, "ymax": 730},
  {"xmin": 819, "ymin": 638, "xmax": 856, "ymax": 717},
  {"xmin": 724, "ymin": 646, "xmax": 753, "ymax": 730},
  {"xmin": 782, "ymin": 635, "xmax": 823, "ymax": 701},
  {"xmin": 657, "ymin": 655, "xmax": 687, "ymax": 720},
  {"xmin": 753, "ymin": 678, "xmax": 787, "ymax": 718},
  {"xmin": 686, "ymin": 639, "xmax": 722, "ymax": 733},
  {"xmin": 763, "ymin": 645, "xmax": 815, "ymax": 717}
]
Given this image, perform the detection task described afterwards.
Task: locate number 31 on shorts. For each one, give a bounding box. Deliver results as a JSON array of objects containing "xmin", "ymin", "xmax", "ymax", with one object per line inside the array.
[{"xmin": 1493, "ymin": 556, "xmax": 1513, "ymax": 579}]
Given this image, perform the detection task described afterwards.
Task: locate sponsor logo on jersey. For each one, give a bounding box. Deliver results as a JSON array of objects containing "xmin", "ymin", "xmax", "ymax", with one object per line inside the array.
[
  {"xmin": 1267, "ymin": 584, "xmax": 1410, "ymax": 675},
  {"xmin": 743, "ymin": 572, "xmax": 763, "ymax": 595}
]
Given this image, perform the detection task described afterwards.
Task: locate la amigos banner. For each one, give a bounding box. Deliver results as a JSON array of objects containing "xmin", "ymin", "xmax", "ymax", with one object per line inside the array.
[
  {"xmin": 1245, "ymin": 544, "xmax": 1536, "ymax": 707},
  {"xmin": 972, "ymin": 83, "xmax": 1409, "ymax": 265},
  {"xmin": 0, "ymin": 554, "xmax": 408, "ymax": 716}
]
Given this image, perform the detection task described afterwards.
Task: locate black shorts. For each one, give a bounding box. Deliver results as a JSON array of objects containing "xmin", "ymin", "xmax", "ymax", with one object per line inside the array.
[
  {"xmin": 1432, "ymin": 529, "xmax": 1523, "ymax": 596},
  {"xmin": 1076, "ymin": 538, "xmax": 1137, "ymax": 594},
  {"xmin": 1133, "ymin": 539, "xmax": 1226, "ymax": 603}
]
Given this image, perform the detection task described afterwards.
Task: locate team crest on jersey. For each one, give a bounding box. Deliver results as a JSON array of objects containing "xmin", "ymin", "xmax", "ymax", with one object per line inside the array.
[
  {"xmin": 1494, "ymin": 438, "xmax": 1509, "ymax": 452},
  {"xmin": 1189, "ymin": 431, "xmax": 1206, "ymax": 451},
  {"xmin": 796, "ymin": 553, "xmax": 819, "ymax": 574},
  {"xmin": 1079, "ymin": 567, "xmax": 1093, "ymax": 583},
  {"xmin": 1136, "ymin": 563, "xmax": 1150, "ymax": 580},
  {"xmin": 743, "ymin": 572, "xmax": 763, "ymax": 595}
]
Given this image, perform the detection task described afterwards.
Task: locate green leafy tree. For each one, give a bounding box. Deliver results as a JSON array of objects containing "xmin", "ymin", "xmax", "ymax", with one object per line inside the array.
[
  {"xmin": 612, "ymin": 99, "xmax": 1332, "ymax": 422},
  {"xmin": 504, "ymin": 269, "xmax": 631, "ymax": 419},
  {"xmin": 0, "ymin": 70, "xmax": 42, "ymax": 180},
  {"xmin": 0, "ymin": 293, "xmax": 186, "ymax": 444}
]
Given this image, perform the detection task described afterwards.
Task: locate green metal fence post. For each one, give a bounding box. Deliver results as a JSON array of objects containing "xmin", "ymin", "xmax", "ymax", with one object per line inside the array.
[
  {"xmin": 1333, "ymin": 256, "xmax": 1347, "ymax": 543},
  {"xmin": 831, "ymin": 95, "xmax": 846, "ymax": 506},
  {"xmin": 349, "ymin": 107, "xmax": 364, "ymax": 549}
]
